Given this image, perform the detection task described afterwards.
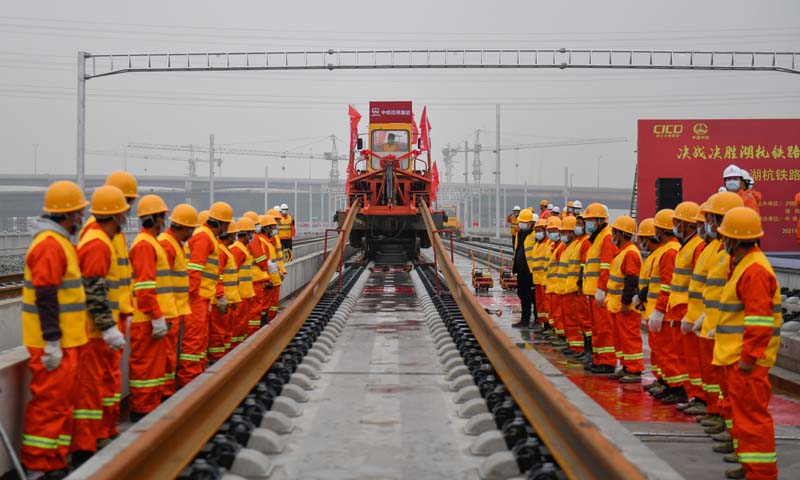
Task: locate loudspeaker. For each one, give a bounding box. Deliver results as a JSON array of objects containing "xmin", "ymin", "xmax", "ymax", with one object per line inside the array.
[{"xmin": 655, "ymin": 178, "xmax": 682, "ymax": 211}]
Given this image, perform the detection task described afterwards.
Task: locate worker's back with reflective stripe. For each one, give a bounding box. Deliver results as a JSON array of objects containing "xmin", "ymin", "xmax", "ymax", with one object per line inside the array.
[
  {"xmin": 131, "ymin": 233, "xmax": 178, "ymax": 321},
  {"xmin": 158, "ymin": 232, "xmax": 191, "ymax": 317},
  {"xmin": 78, "ymin": 227, "xmax": 121, "ymax": 336},
  {"xmin": 668, "ymin": 235, "xmax": 705, "ymax": 308},
  {"xmin": 582, "ymin": 225, "xmax": 612, "ymax": 295},
  {"xmin": 644, "ymin": 241, "xmax": 679, "ymax": 319}
]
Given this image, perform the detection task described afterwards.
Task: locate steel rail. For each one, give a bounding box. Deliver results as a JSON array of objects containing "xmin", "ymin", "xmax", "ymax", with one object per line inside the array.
[
  {"xmin": 420, "ymin": 200, "xmax": 645, "ymax": 480},
  {"xmin": 88, "ymin": 203, "xmax": 359, "ymax": 480}
]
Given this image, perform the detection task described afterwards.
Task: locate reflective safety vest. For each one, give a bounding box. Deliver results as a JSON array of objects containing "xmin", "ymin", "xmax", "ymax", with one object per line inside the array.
[
  {"xmin": 639, "ymin": 250, "xmax": 656, "ymax": 317},
  {"xmin": 250, "ymin": 235, "xmax": 268, "ymax": 283},
  {"xmin": 278, "ymin": 214, "xmax": 293, "ymax": 240},
  {"xmin": 668, "ymin": 234, "xmax": 705, "ymax": 308},
  {"xmin": 81, "ymin": 216, "xmax": 133, "ymax": 316},
  {"xmin": 22, "ymin": 231, "xmax": 87, "ymax": 348},
  {"xmin": 265, "ymin": 238, "xmax": 283, "ymax": 287},
  {"xmin": 644, "ymin": 241, "xmax": 680, "ymax": 319},
  {"xmin": 131, "ymin": 233, "xmax": 178, "ymax": 321},
  {"xmin": 606, "ymin": 244, "xmax": 641, "ymax": 314},
  {"xmin": 273, "ymin": 236, "xmax": 287, "ymax": 273},
  {"xmin": 702, "ymin": 246, "xmax": 729, "ymax": 338},
  {"xmin": 508, "ymin": 215, "xmax": 519, "ymax": 238},
  {"xmin": 187, "ymin": 226, "xmax": 220, "ymax": 300},
  {"xmin": 582, "ymin": 225, "xmax": 612, "ymax": 295},
  {"xmin": 158, "ymin": 232, "xmax": 190, "ymax": 317},
  {"xmin": 555, "ymin": 241, "xmax": 575, "ymax": 294},
  {"xmin": 713, "ymin": 251, "xmax": 782, "ymax": 367},
  {"xmin": 687, "ymin": 238, "xmax": 719, "ymax": 323},
  {"xmin": 532, "ymin": 239, "xmax": 551, "ymax": 285},
  {"xmin": 219, "ymin": 243, "xmax": 241, "ymax": 304},
  {"xmin": 545, "ymin": 241, "xmax": 564, "ymax": 294},
  {"xmin": 230, "ymin": 241, "xmax": 256, "ymax": 299},
  {"xmin": 78, "ymin": 228, "xmax": 121, "ymax": 337},
  {"xmin": 564, "ymin": 236, "xmax": 588, "ymax": 294}
]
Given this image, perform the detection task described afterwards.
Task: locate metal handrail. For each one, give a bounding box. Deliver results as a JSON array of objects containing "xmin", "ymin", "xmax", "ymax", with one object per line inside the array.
[
  {"xmin": 83, "ymin": 202, "xmax": 360, "ymax": 480},
  {"xmin": 420, "ymin": 200, "xmax": 645, "ymax": 480}
]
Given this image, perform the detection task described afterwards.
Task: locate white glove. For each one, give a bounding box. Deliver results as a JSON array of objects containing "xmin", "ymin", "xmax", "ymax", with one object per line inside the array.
[
  {"xmin": 267, "ymin": 259, "xmax": 279, "ymax": 273},
  {"xmin": 632, "ymin": 296, "xmax": 642, "ymax": 308},
  {"xmin": 42, "ymin": 341, "xmax": 63, "ymax": 371},
  {"xmin": 102, "ymin": 327, "xmax": 126, "ymax": 350},
  {"xmin": 692, "ymin": 313, "xmax": 705, "ymax": 333},
  {"xmin": 216, "ymin": 295, "xmax": 229, "ymax": 313},
  {"xmin": 151, "ymin": 317, "xmax": 168, "ymax": 339},
  {"xmin": 707, "ymin": 328, "xmax": 715, "ymax": 338},
  {"xmin": 594, "ymin": 289, "xmax": 606, "ymax": 307},
  {"xmin": 648, "ymin": 310, "xmax": 664, "ymax": 333},
  {"xmin": 680, "ymin": 317, "xmax": 693, "ymax": 335}
]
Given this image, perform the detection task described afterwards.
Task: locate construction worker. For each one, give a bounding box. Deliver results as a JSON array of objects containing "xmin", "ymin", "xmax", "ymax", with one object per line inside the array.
[
  {"xmin": 278, "ymin": 203, "xmax": 296, "ymax": 261},
  {"xmin": 539, "ymin": 200, "xmax": 552, "ymax": 220},
  {"xmin": 544, "ymin": 216, "xmax": 565, "ymax": 344},
  {"xmin": 128, "ymin": 195, "xmax": 176, "ymax": 421},
  {"xmin": 21, "ymin": 181, "xmax": 88, "ymax": 478},
  {"xmin": 646, "ymin": 209, "xmax": 681, "ymax": 400},
  {"xmin": 741, "ymin": 170, "xmax": 762, "ymax": 207},
  {"xmin": 261, "ymin": 214, "xmax": 284, "ymax": 322},
  {"xmin": 248, "ymin": 216, "xmax": 272, "ymax": 333},
  {"xmin": 382, "ymin": 132, "xmax": 399, "ymax": 152},
  {"xmin": 78, "ymin": 171, "xmax": 138, "ymax": 442},
  {"xmin": 511, "ymin": 209, "xmax": 536, "ymax": 328},
  {"xmin": 157, "ymin": 203, "xmax": 198, "ymax": 398},
  {"xmin": 565, "ymin": 201, "xmax": 575, "ymax": 217},
  {"xmin": 557, "ymin": 216, "xmax": 586, "ymax": 355},
  {"xmin": 531, "ymin": 218, "xmax": 551, "ymax": 333},
  {"xmin": 552, "ymin": 205, "xmax": 562, "ymax": 219},
  {"xmin": 71, "ymin": 186, "xmax": 129, "ymax": 466},
  {"xmin": 635, "ymin": 218, "xmax": 663, "ymax": 390},
  {"xmin": 268, "ymin": 208, "xmax": 289, "ymax": 308},
  {"xmin": 582, "ymin": 203, "xmax": 618, "ymax": 374},
  {"xmin": 230, "ymin": 217, "xmax": 257, "ymax": 347},
  {"xmin": 571, "ymin": 215, "xmax": 593, "ymax": 362},
  {"xmin": 208, "ymin": 222, "xmax": 242, "ymax": 361},
  {"xmin": 181, "ymin": 202, "xmax": 232, "ymax": 386},
  {"xmin": 713, "ymin": 207, "xmax": 781, "ymax": 480},
  {"xmin": 605, "ymin": 216, "xmax": 643, "ymax": 383},
  {"xmin": 723, "ymin": 164, "xmax": 759, "ymax": 213},
  {"xmin": 572, "ymin": 200, "xmax": 583, "ymax": 217},
  {"xmin": 507, "ymin": 206, "xmax": 521, "ymax": 249}
]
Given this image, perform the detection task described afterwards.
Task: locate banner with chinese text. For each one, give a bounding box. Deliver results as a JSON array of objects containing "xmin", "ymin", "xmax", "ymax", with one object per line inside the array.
[{"xmin": 637, "ymin": 119, "xmax": 800, "ymax": 251}]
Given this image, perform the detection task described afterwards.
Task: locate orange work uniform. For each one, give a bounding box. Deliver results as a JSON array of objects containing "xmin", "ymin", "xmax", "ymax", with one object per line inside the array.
[
  {"xmin": 21, "ymin": 223, "xmax": 87, "ymax": 472},
  {"xmin": 158, "ymin": 230, "xmax": 190, "ymax": 397},
  {"xmin": 606, "ymin": 244, "xmax": 643, "ymax": 373},
  {"xmin": 545, "ymin": 240, "xmax": 565, "ymax": 337},
  {"xmin": 230, "ymin": 240, "xmax": 257, "ymax": 347},
  {"xmin": 565, "ymin": 234, "xmax": 591, "ymax": 349},
  {"xmin": 532, "ymin": 237, "xmax": 552, "ymax": 328},
  {"xmin": 737, "ymin": 190, "xmax": 760, "ymax": 214},
  {"xmin": 651, "ymin": 239, "xmax": 681, "ymax": 387},
  {"xmin": 583, "ymin": 224, "xmax": 618, "ymax": 367}
]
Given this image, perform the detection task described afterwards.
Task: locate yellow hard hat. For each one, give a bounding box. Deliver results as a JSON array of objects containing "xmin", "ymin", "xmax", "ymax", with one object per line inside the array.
[
  {"xmin": 566, "ymin": 201, "xmax": 574, "ymax": 208},
  {"xmin": 242, "ymin": 211, "xmax": 259, "ymax": 222},
  {"xmin": 226, "ymin": 220, "xmax": 240, "ymax": 235},
  {"xmin": 611, "ymin": 215, "xmax": 637, "ymax": 235},
  {"xmin": 261, "ymin": 214, "xmax": 277, "ymax": 227},
  {"xmin": 209, "ymin": 201, "xmax": 234, "ymax": 223},
  {"xmin": 517, "ymin": 209, "xmax": 534, "ymax": 223},
  {"xmin": 198, "ymin": 210, "xmax": 210, "ymax": 225},
  {"xmin": 535, "ymin": 218, "xmax": 547, "ymax": 229},
  {"xmin": 236, "ymin": 217, "xmax": 256, "ymax": 232},
  {"xmin": 653, "ymin": 209, "xmax": 675, "ymax": 230},
  {"xmin": 546, "ymin": 216, "xmax": 562, "ymax": 229},
  {"xmin": 89, "ymin": 185, "xmax": 130, "ymax": 216},
  {"xmin": 104, "ymin": 171, "xmax": 139, "ymax": 199},
  {"xmin": 637, "ymin": 218, "xmax": 655, "ymax": 237},
  {"xmin": 539, "ymin": 199, "xmax": 549, "ymax": 207},
  {"xmin": 267, "ymin": 208, "xmax": 281, "ymax": 218},
  {"xmin": 582, "ymin": 203, "xmax": 608, "ymax": 220},
  {"xmin": 673, "ymin": 201, "xmax": 700, "ymax": 223},
  {"xmin": 705, "ymin": 191, "xmax": 744, "ymax": 216},
  {"xmin": 559, "ymin": 215, "xmax": 577, "ymax": 231},
  {"xmin": 717, "ymin": 206, "xmax": 764, "ymax": 240},
  {"xmin": 43, "ymin": 180, "xmax": 89, "ymax": 214},
  {"xmin": 696, "ymin": 202, "xmax": 709, "ymax": 223},
  {"xmin": 170, "ymin": 203, "xmax": 199, "ymax": 227},
  {"xmin": 136, "ymin": 194, "xmax": 168, "ymax": 217}
]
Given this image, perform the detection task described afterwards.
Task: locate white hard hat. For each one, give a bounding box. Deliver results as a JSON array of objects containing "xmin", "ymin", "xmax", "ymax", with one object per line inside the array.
[
  {"xmin": 547, "ymin": 204, "xmax": 554, "ymax": 210},
  {"xmin": 532, "ymin": 213, "xmax": 539, "ymax": 222},
  {"xmin": 741, "ymin": 170, "xmax": 753, "ymax": 182},
  {"xmin": 272, "ymin": 205, "xmax": 281, "ymax": 211},
  {"xmin": 512, "ymin": 205, "xmax": 521, "ymax": 211},
  {"xmin": 572, "ymin": 200, "xmax": 582, "ymax": 209},
  {"xmin": 718, "ymin": 186, "xmax": 727, "ymax": 193},
  {"xmin": 553, "ymin": 206, "xmax": 561, "ymax": 214},
  {"xmin": 280, "ymin": 203, "xmax": 289, "ymax": 210},
  {"xmin": 723, "ymin": 164, "xmax": 742, "ymax": 179}
]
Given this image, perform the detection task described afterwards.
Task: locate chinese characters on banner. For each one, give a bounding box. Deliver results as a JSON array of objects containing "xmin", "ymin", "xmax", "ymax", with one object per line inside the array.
[{"xmin": 637, "ymin": 119, "xmax": 800, "ymax": 251}]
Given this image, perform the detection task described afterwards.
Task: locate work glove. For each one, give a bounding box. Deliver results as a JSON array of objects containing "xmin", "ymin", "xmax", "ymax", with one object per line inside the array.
[
  {"xmin": 594, "ymin": 289, "xmax": 606, "ymax": 307},
  {"xmin": 632, "ymin": 296, "xmax": 642, "ymax": 309},
  {"xmin": 680, "ymin": 317, "xmax": 693, "ymax": 335},
  {"xmin": 267, "ymin": 260, "xmax": 279, "ymax": 273},
  {"xmin": 648, "ymin": 310, "xmax": 664, "ymax": 333},
  {"xmin": 692, "ymin": 313, "xmax": 705, "ymax": 333},
  {"xmin": 102, "ymin": 327, "xmax": 126, "ymax": 350},
  {"xmin": 42, "ymin": 341, "xmax": 63, "ymax": 371},
  {"xmin": 151, "ymin": 317, "xmax": 168, "ymax": 339},
  {"xmin": 264, "ymin": 281, "xmax": 274, "ymax": 290},
  {"xmin": 216, "ymin": 295, "xmax": 229, "ymax": 314},
  {"xmin": 707, "ymin": 328, "xmax": 715, "ymax": 339}
]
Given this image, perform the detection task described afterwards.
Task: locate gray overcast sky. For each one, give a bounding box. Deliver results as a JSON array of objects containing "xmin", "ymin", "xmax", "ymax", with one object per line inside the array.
[{"xmin": 1, "ymin": 0, "xmax": 799, "ymax": 189}]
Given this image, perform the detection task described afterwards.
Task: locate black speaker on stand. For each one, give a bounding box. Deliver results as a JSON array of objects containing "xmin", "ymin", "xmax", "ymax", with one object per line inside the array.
[{"xmin": 655, "ymin": 178, "xmax": 683, "ymax": 211}]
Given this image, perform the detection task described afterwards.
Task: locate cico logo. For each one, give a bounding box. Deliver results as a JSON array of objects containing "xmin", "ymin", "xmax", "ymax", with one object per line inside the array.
[{"xmin": 653, "ymin": 124, "xmax": 683, "ymax": 138}]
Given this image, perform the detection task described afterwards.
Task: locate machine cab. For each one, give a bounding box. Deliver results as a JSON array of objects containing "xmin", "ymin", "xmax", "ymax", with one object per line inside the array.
[{"xmin": 369, "ymin": 125, "xmax": 412, "ymax": 170}]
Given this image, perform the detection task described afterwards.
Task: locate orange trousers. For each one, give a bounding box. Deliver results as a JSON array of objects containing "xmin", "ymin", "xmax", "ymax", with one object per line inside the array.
[
  {"xmin": 660, "ymin": 306, "xmax": 687, "ymax": 387},
  {"xmin": 681, "ymin": 330, "xmax": 704, "ymax": 401},
  {"xmin": 22, "ymin": 346, "xmax": 79, "ymax": 472},
  {"xmin": 562, "ymin": 293, "xmax": 586, "ymax": 352},
  {"xmin": 162, "ymin": 317, "xmax": 181, "ymax": 397},
  {"xmin": 178, "ymin": 296, "xmax": 210, "ymax": 387},
  {"xmin": 535, "ymin": 284, "xmax": 549, "ymax": 326},
  {"xmin": 588, "ymin": 298, "xmax": 615, "ymax": 366},
  {"xmin": 646, "ymin": 315, "xmax": 662, "ymax": 380},
  {"xmin": 99, "ymin": 341, "xmax": 122, "ymax": 440},
  {"xmin": 726, "ymin": 364, "xmax": 778, "ymax": 480},
  {"xmin": 208, "ymin": 306, "xmax": 231, "ymax": 361},
  {"xmin": 698, "ymin": 337, "xmax": 720, "ymax": 414},
  {"xmin": 266, "ymin": 286, "xmax": 280, "ymax": 321},
  {"xmin": 70, "ymin": 339, "xmax": 106, "ymax": 453},
  {"xmin": 548, "ymin": 292, "xmax": 563, "ymax": 336},
  {"xmin": 231, "ymin": 297, "xmax": 253, "ymax": 347},
  {"xmin": 129, "ymin": 321, "xmax": 166, "ymax": 415},
  {"xmin": 251, "ymin": 283, "xmax": 267, "ymax": 334},
  {"xmin": 611, "ymin": 310, "xmax": 644, "ymax": 373}
]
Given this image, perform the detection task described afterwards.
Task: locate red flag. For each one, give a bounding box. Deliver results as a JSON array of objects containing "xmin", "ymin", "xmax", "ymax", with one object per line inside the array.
[
  {"xmin": 419, "ymin": 106, "xmax": 430, "ymax": 153},
  {"xmin": 431, "ymin": 161, "xmax": 439, "ymax": 202},
  {"xmin": 348, "ymin": 105, "xmax": 361, "ymax": 153},
  {"xmin": 412, "ymin": 114, "xmax": 419, "ymax": 145}
]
